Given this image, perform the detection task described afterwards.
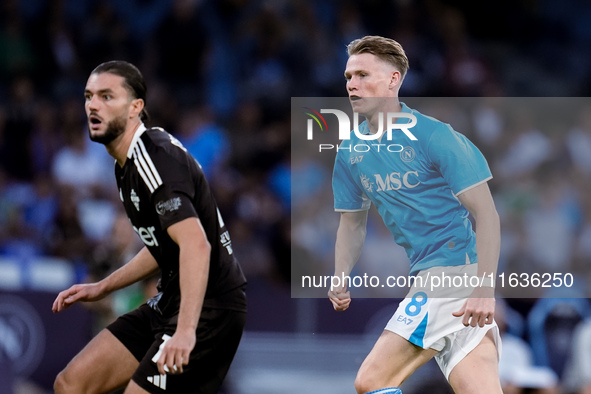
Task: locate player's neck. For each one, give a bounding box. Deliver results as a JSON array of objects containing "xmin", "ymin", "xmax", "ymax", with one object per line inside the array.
[{"xmin": 107, "ymin": 120, "xmax": 142, "ymax": 167}]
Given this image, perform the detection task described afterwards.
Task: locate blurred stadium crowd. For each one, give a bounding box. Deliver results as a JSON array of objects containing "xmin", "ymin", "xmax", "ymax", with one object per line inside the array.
[{"xmin": 2, "ymin": 0, "xmax": 591, "ymax": 393}]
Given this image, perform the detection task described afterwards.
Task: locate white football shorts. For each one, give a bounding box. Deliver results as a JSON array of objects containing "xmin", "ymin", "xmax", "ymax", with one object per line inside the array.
[{"xmin": 384, "ymin": 263, "xmax": 502, "ymax": 379}]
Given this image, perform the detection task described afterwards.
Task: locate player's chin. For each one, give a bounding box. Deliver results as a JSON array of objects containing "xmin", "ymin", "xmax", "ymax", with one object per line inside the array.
[
  {"xmin": 350, "ymin": 99, "xmax": 365, "ymax": 111},
  {"xmin": 352, "ymin": 105, "xmax": 371, "ymax": 117},
  {"xmin": 88, "ymin": 126, "xmax": 103, "ymax": 139}
]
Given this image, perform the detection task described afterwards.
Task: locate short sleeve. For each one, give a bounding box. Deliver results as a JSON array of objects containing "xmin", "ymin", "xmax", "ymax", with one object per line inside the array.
[
  {"xmin": 152, "ymin": 185, "xmax": 198, "ymax": 230},
  {"xmin": 332, "ymin": 148, "xmax": 371, "ymax": 211},
  {"xmin": 427, "ymin": 124, "xmax": 492, "ymax": 196},
  {"xmin": 148, "ymin": 146, "xmax": 199, "ymax": 230}
]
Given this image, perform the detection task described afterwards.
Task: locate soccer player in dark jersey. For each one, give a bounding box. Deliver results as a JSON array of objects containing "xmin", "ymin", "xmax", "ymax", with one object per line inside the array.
[{"xmin": 52, "ymin": 61, "xmax": 247, "ymax": 394}]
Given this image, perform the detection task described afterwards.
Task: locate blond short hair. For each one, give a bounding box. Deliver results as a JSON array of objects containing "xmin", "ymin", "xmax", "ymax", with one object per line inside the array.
[{"xmin": 347, "ymin": 35, "xmax": 409, "ymax": 79}]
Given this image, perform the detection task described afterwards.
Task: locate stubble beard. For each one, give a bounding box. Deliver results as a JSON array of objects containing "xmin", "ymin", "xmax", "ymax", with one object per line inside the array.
[{"xmin": 89, "ymin": 115, "xmax": 127, "ymax": 145}]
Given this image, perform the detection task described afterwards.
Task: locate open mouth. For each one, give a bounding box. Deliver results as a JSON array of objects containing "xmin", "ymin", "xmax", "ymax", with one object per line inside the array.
[{"xmin": 89, "ymin": 115, "xmax": 102, "ymax": 128}]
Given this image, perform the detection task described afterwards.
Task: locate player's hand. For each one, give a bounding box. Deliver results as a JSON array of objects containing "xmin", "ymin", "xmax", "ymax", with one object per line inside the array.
[
  {"xmin": 328, "ymin": 287, "xmax": 351, "ymax": 311},
  {"xmin": 156, "ymin": 329, "xmax": 195, "ymax": 375},
  {"xmin": 52, "ymin": 283, "xmax": 106, "ymax": 313},
  {"xmin": 452, "ymin": 287, "xmax": 495, "ymax": 327}
]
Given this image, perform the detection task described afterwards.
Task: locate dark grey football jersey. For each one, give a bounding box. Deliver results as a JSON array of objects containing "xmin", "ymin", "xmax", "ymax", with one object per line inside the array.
[{"xmin": 115, "ymin": 124, "xmax": 246, "ymax": 315}]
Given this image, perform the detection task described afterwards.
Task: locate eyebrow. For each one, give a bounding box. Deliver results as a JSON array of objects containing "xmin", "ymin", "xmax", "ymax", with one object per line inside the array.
[
  {"xmin": 344, "ymin": 69, "xmax": 368, "ymax": 77},
  {"xmin": 84, "ymin": 88, "xmax": 115, "ymax": 95}
]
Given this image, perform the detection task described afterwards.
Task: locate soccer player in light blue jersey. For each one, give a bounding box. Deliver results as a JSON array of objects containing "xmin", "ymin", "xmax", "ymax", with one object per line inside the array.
[{"xmin": 328, "ymin": 36, "xmax": 502, "ymax": 394}]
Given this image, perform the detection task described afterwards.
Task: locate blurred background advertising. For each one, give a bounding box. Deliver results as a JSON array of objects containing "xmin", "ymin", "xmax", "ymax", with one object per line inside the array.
[{"xmin": 1, "ymin": 0, "xmax": 591, "ymax": 393}]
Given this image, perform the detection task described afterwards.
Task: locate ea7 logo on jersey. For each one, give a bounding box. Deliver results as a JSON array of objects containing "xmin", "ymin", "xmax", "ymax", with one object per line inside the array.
[
  {"xmin": 133, "ymin": 225, "xmax": 159, "ymax": 247},
  {"xmin": 350, "ymin": 155, "xmax": 363, "ymax": 164},
  {"xmin": 374, "ymin": 171, "xmax": 420, "ymax": 192}
]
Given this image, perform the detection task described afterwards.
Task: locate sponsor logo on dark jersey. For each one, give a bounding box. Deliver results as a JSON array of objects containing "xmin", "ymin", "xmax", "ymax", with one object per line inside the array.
[{"xmin": 156, "ymin": 197, "xmax": 182, "ymax": 215}]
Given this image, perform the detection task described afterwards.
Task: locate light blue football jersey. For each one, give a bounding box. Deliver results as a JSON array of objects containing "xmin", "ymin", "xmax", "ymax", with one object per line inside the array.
[{"xmin": 332, "ymin": 102, "xmax": 492, "ymax": 275}]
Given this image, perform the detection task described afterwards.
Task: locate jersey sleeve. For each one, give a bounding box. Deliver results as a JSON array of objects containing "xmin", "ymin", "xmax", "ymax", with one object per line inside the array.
[
  {"xmin": 332, "ymin": 147, "xmax": 371, "ymax": 212},
  {"xmin": 427, "ymin": 124, "xmax": 492, "ymax": 196},
  {"xmin": 146, "ymin": 142, "xmax": 199, "ymax": 230},
  {"xmin": 152, "ymin": 182, "xmax": 198, "ymax": 230}
]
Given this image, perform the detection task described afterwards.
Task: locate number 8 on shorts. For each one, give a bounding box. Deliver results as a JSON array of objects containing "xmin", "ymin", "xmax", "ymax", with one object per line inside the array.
[{"xmin": 405, "ymin": 291, "xmax": 428, "ymax": 317}]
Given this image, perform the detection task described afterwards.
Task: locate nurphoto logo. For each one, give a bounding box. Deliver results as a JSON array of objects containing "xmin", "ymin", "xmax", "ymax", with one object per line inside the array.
[{"xmin": 304, "ymin": 108, "xmax": 418, "ymax": 152}]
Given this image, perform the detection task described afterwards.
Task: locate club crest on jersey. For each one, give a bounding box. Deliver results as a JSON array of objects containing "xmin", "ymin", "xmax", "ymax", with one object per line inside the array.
[
  {"xmin": 400, "ymin": 146, "xmax": 416, "ymax": 163},
  {"xmin": 131, "ymin": 189, "xmax": 140, "ymax": 211},
  {"xmin": 360, "ymin": 173, "xmax": 374, "ymax": 193},
  {"xmin": 156, "ymin": 197, "xmax": 182, "ymax": 215}
]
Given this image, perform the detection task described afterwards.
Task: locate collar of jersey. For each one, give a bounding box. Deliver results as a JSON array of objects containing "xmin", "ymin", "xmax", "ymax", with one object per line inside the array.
[
  {"xmin": 126, "ymin": 123, "xmax": 147, "ymax": 159},
  {"xmin": 356, "ymin": 101, "xmax": 410, "ymax": 135}
]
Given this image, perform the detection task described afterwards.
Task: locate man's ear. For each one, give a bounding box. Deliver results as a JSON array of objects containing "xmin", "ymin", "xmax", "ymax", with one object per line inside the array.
[
  {"xmin": 129, "ymin": 98, "xmax": 144, "ymax": 119},
  {"xmin": 389, "ymin": 70, "xmax": 401, "ymax": 90}
]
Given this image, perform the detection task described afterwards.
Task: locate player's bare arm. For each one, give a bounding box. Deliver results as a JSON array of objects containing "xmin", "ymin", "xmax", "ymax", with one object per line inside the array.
[
  {"xmin": 155, "ymin": 217, "xmax": 210, "ymax": 376},
  {"xmin": 453, "ymin": 182, "xmax": 501, "ymax": 327},
  {"xmin": 52, "ymin": 247, "xmax": 159, "ymax": 313},
  {"xmin": 329, "ymin": 210, "xmax": 368, "ymax": 311}
]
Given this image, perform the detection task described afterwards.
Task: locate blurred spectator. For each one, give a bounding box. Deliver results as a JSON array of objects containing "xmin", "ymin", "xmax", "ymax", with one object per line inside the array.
[
  {"xmin": 51, "ymin": 99, "xmax": 114, "ymax": 200},
  {"xmin": 437, "ymin": 6, "xmax": 492, "ymax": 96},
  {"xmin": 0, "ymin": 76, "xmax": 36, "ymax": 182},
  {"xmin": 523, "ymin": 166, "xmax": 581, "ymax": 273},
  {"xmin": 227, "ymin": 100, "xmax": 263, "ymax": 171},
  {"xmin": 527, "ymin": 296, "xmax": 591, "ymax": 382},
  {"xmin": 48, "ymin": 185, "xmax": 90, "ymax": 264},
  {"xmin": 50, "ymin": 99, "xmax": 117, "ymax": 245},
  {"xmin": 78, "ymin": 1, "xmax": 134, "ymax": 71},
  {"xmin": 85, "ymin": 211, "xmax": 146, "ymax": 333},
  {"xmin": 0, "ymin": 169, "xmax": 28, "ymax": 253},
  {"xmin": 497, "ymin": 299, "xmax": 559, "ymax": 394},
  {"xmin": 21, "ymin": 174, "xmax": 59, "ymax": 253},
  {"xmin": 563, "ymin": 318, "xmax": 591, "ymax": 394},
  {"xmin": 567, "ymin": 104, "xmax": 591, "ymax": 176},
  {"xmin": 29, "ymin": 100, "xmax": 62, "ymax": 175},
  {"xmin": 267, "ymin": 155, "xmax": 290, "ymax": 212},
  {"xmin": 495, "ymin": 109, "xmax": 552, "ymax": 181},
  {"xmin": 238, "ymin": 5, "xmax": 293, "ymax": 108},
  {"xmin": 177, "ymin": 104, "xmax": 231, "ymax": 178},
  {"xmin": 107, "ymin": 0, "xmax": 170, "ymax": 42},
  {"xmin": 471, "ymin": 98, "xmax": 504, "ymax": 154},
  {"xmin": 153, "ymin": 0, "xmax": 209, "ymax": 100},
  {"xmin": 47, "ymin": 7, "xmax": 78, "ymax": 75},
  {"xmin": 0, "ymin": 4, "xmax": 36, "ymax": 79},
  {"xmin": 230, "ymin": 137, "xmax": 284, "ymax": 280}
]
